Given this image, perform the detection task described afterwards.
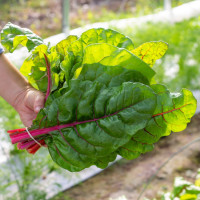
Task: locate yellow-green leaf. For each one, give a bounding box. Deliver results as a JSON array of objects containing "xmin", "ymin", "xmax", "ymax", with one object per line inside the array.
[
  {"xmin": 1, "ymin": 22, "xmax": 43, "ymax": 52},
  {"xmin": 132, "ymin": 41, "xmax": 168, "ymax": 67},
  {"xmin": 180, "ymin": 193, "xmax": 197, "ymax": 200},
  {"xmin": 56, "ymin": 35, "xmax": 78, "ymax": 58}
]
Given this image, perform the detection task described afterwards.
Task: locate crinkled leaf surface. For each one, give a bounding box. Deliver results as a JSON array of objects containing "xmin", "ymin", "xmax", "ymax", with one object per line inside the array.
[
  {"xmin": 59, "ymin": 29, "xmax": 134, "ymax": 80},
  {"xmin": 58, "ymin": 28, "xmax": 134, "ymax": 79},
  {"xmin": 117, "ymin": 84, "xmax": 196, "ymax": 159},
  {"xmin": 56, "ymin": 35, "xmax": 78, "ymax": 59},
  {"xmin": 80, "ymin": 28, "xmax": 134, "ymax": 50},
  {"xmin": 117, "ymin": 139, "xmax": 154, "ymax": 160},
  {"xmin": 132, "ymin": 41, "xmax": 168, "ymax": 67},
  {"xmin": 76, "ymin": 63, "xmax": 150, "ymax": 87},
  {"xmin": 38, "ymin": 78, "xmax": 196, "ymax": 171},
  {"xmin": 81, "ymin": 43, "xmax": 155, "ymax": 82},
  {"xmin": 44, "ymin": 80, "xmax": 157, "ymax": 171},
  {"xmin": 133, "ymin": 85, "xmax": 196, "ymax": 143}
]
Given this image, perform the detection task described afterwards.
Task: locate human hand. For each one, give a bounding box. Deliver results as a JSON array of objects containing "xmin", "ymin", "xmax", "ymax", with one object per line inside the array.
[
  {"xmin": 0, "ymin": 53, "xmax": 45, "ymax": 127},
  {"xmin": 13, "ymin": 86, "xmax": 45, "ymax": 127}
]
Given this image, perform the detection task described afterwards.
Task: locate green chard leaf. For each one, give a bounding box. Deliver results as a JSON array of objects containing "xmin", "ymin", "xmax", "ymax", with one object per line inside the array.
[
  {"xmin": 45, "ymin": 80, "xmax": 157, "ymax": 171},
  {"xmin": 131, "ymin": 84, "xmax": 196, "ymax": 145},
  {"xmin": 76, "ymin": 63, "xmax": 150, "ymax": 87},
  {"xmin": 1, "ymin": 22, "xmax": 44, "ymax": 52},
  {"xmin": 117, "ymin": 84, "xmax": 196, "ymax": 160},
  {"xmin": 1, "ymin": 23, "xmax": 197, "ymax": 172}
]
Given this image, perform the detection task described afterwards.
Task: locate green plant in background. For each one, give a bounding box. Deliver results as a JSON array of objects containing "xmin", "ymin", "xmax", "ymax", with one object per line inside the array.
[
  {"xmin": 144, "ymin": 169, "xmax": 200, "ymax": 200},
  {"xmin": 114, "ymin": 17, "xmax": 200, "ymax": 92},
  {"xmin": 0, "ymin": 0, "xmax": 194, "ymax": 38},
  {"xmin": 71, "ymin": 0, "xmax": 194, "ymax": 29},
  {"xmin": 115, "ymin": 169, "xmax": 200, "ymax": 200},
  {"xmin": 0, "ymin": 145, "xmax": 62, "ymax": 200},
  {"xmin": 0, "ymin": 98, "xmax": 22, "ymax": 130}
]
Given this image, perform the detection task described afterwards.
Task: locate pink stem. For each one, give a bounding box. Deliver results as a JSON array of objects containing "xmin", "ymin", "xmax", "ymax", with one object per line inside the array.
[
  {"xmin": 18, "ymin": 140, "xmax": 37, "ymax": 150},
  {"xmin": 9, "ymin": 102, "xmax": 136, "ymax": 144},
  {"xmin": 10, "ymin": 115, "xmax": 113, "ymax": 144},
  {"xmin": 44, "ymin": 54, "xmax": 51, "ymax": 102}
]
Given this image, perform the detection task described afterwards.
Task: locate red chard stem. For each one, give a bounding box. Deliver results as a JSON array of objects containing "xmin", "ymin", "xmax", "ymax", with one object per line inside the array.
[{"xmin": 44, "ymin": 54, "xmax": 52, "ymax": 102}]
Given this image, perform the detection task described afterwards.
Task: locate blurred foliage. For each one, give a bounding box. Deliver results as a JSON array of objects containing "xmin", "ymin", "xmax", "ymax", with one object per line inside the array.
[
  {"xmin": 51, "ymin": 192, "xmax": 74, "ymax": 200},
  {"xmin": 105, "ymin": 168, "xmax": 200, "ymax": 199},
  {"xmin": 115, "ymin": 16, "xmax": 200, "ymax": 92},
  {"xmin": 0, "ymin": 0, "xmax": 194, "ymax": 38},
  {"xmin": 145, "ymin": 169, "xmax": 200, "ymax": 200},
  {"xmin": 70, "ymin": 0, "xmax": 193, "ymax": 28},
  {"xmin": 0, "ymin": 97, "xmax": 22, "ymax": 130},
  {"xmin": 0, "ymin": 97, "xmax": 63, "ymax": 199},
  {"xmin": 0, "ymin": 146, "xmax": 62, "ymax": 200},
  {"xmin": 0, "ymin": 0, "xmax": 62, "ymax": 38},
  {"xmin": 0, "ymin": 94, "xmax": 65, "ymax": 199}
]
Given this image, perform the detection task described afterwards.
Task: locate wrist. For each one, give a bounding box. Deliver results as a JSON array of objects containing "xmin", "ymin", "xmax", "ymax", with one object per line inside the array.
[
  {"xmin": 0, "ymin": 43, "xmax": 4, "ymax": 55},
  {"xmin": 0, "ymin": 54, "xmax": 31, "ymax": 109}
]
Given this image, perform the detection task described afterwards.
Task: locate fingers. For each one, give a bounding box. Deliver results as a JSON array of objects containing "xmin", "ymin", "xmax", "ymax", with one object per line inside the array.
[
  {"xmin": 26, "ymin": 89, "xmax": 45, "ymax": 113},
  {"xmin": 23, "ymin": 117, "xmax": 36, "ymax": 127},
  {"xmin": 34, "ymin": 92, "xmax": 45, "ymax": 113},
  {"xmin": 16, "ymin": 88, "xmax": 45, "ymax": 127}
]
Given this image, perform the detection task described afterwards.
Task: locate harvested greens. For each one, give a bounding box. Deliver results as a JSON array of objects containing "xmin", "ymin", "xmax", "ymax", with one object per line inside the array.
[{"xmin": 1, "ymin": 23, "xmax": 197, "ymax": 172}]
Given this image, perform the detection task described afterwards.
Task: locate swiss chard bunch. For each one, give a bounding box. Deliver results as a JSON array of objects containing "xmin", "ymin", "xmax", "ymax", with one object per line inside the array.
[{"xmin": 1, "ymin": 22, "xmax": 197, "ymax": 172}]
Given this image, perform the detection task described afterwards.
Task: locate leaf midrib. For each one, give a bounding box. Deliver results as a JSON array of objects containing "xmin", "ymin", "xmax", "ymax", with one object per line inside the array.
[{"xmin": 152, "ymin": 104, "xmax": 191, "ymax": 118}]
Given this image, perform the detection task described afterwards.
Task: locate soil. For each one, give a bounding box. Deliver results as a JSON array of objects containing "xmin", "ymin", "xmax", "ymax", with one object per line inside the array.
[{"xmin": 58, "ymin": 114, "xmax": 200, "ymax": 200}]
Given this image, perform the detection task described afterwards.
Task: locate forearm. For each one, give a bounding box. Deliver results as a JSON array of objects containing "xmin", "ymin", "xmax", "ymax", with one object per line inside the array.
[{"xmin": 0, "ymin": 53, "xmax": 30, "ymax": 108}]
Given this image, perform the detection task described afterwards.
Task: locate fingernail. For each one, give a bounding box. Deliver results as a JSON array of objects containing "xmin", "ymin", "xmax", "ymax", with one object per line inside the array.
[{"xmin": 35, "ymin": 106, "xmax": 41, "ymax": 113}]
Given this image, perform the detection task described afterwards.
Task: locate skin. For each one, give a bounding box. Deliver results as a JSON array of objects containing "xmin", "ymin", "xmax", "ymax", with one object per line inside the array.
[{"xmin": 0, "ymin": 53, "xmax": 45, "ymax": 127}]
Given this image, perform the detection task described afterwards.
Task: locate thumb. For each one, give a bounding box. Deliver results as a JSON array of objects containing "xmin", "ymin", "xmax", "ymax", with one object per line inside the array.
[{"xmin": 34, "ymin": 93, "xmax": 45, "ymax": 113}]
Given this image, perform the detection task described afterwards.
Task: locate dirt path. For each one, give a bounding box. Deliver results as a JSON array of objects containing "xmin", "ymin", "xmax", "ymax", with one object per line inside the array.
[{"xmin": 58, "ymin": 114, "xmax": 200, "ymax": 200}]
